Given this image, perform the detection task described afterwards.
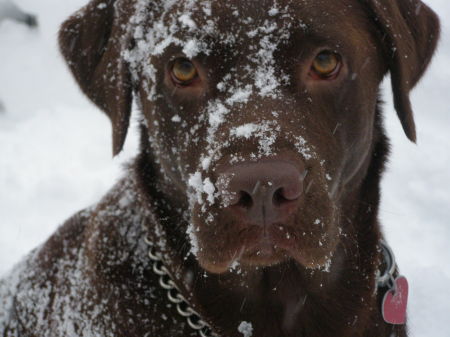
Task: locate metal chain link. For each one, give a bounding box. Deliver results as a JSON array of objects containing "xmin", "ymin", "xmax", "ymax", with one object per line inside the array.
[
  {"xmin": 376, "ymin": 240, "xmax": 397, "ymax": 288},
  {"xmin": 144, "ymin": 235, "xmax": 219, "ymax": 337}
]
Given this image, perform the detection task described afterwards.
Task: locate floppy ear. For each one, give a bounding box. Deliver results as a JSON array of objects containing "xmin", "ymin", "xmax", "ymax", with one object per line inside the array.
[
  {"xmin": 365, "ymin": 0, "xmax": 440, "ymax": 142},
  {"xmin": 59, "ymin": 0, "xmax": 133, "ymax": 155}
]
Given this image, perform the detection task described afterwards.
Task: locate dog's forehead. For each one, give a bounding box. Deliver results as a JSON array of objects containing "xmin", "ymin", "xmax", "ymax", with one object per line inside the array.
[
  {"xmin": 133, "ymin": 0, "xmax": 370, "ymax": 50},
  {"xmin": 168, "ymin": 0, "xmax": 363, "ymax": 25}
]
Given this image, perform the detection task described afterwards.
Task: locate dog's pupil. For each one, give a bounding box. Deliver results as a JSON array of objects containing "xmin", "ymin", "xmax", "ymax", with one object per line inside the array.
[
  {"xmin": 179, "ymin": 61, "xmax": 193, "ymax": 73},
  {"xmin": 177, "ymin": 60, "xmax": 194, "ymax": 75},
  {"xmin": 173, "ymin": 59, "xmax": 196, "ymax": 82},
  {"xmin": 315, "ymin": 52, "xmax": 337, "ymax": 73}
]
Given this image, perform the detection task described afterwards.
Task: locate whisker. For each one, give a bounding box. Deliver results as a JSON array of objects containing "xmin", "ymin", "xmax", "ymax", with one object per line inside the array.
[
  {"xmin": 332, "ymin": 123, "xmax": 341, "ymax": 135},
  {"xmin": 252, "ymin": 180, "xmax": 261, "ymax": 195},
  {"xmin": 305, "ymin": 180, "xmax": 314, "ymax": 194}
]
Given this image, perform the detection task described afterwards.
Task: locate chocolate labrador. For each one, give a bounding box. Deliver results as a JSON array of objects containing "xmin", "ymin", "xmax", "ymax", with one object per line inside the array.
[{"xmin": 0, "ymin": 0, "xmax": 440, "ymax": 336}]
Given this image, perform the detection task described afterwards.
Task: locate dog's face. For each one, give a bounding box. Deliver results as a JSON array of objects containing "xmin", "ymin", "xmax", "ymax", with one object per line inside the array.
[
  {"xmin": 60, "ymin": 0, "xmax": 439, "ymax": 273},
  {"xmin": 133, "ymin": 0, "xmax": 386, "ymax": 273}
]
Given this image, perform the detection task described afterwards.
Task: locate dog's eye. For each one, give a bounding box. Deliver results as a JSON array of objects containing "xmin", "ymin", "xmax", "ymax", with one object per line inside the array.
[
  {"xmin": 310, "ymin": 51, "xmax": 341, "ymax": 79},
  {"xmin": 171, "ymin": 58, "xmax": 198, "ymax": 85}
]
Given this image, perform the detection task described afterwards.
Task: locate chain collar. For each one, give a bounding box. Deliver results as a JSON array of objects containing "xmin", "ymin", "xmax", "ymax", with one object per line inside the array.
[{"xmin": 143, "ymin": 234, "xmax": 219, "ymax": 337}]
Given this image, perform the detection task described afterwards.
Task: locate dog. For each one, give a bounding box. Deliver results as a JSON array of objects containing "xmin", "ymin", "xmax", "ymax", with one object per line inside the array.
[{"xmin": 0, "ymin": 0, "xmax": 440, "ymax": 336}]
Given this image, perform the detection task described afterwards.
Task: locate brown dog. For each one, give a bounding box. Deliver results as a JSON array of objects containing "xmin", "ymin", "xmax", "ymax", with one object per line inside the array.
[{"xmin": 0, "ymin": 0, "xmax": 440, "ymax": 336}]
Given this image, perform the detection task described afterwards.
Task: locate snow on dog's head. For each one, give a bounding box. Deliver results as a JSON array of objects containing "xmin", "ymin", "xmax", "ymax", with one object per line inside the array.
[{"xmin": 59, "ymin": 0, "xmax": 437, "ymax": 274}]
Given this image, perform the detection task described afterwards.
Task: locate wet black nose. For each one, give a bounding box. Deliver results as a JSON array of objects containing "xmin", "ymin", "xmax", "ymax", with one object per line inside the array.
[{"xmin": 217, "ymin": 161, "xmax": 305, "ymax": 226}]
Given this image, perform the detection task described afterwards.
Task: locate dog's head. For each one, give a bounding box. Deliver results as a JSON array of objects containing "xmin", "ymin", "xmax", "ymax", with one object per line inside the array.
[{"xmin": 60, "ymin": 0, "xmax": 439, "ymax": 274}]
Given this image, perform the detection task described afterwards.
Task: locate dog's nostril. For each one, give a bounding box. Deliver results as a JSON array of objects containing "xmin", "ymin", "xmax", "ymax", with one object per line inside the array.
[
  {"xmin": 273, "ymin": 188, "xmax": 289, "ymax": 206},
  {"xmin": 237, "ymin": 191, "xmax": 253, "ymax": 209}
]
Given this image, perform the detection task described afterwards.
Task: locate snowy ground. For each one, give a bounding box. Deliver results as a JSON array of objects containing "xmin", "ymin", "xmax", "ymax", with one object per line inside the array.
[{"xmin": 0, "ymin": 0, "xmax": 449, "ymax": 336}]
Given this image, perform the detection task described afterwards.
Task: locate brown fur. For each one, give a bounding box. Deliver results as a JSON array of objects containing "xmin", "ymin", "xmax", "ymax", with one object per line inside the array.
[{"xmin": 0, "ymin": 0, "xmax": 439, "ymax": 336}]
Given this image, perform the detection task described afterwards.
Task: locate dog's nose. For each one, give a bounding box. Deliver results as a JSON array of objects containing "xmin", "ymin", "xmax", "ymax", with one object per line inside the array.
[{"xmin": 217, "ymin": 162, "xmax": 305, "ymax": 226}]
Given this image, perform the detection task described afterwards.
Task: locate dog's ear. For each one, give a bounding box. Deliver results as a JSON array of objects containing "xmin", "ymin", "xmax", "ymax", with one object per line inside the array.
[
  {"xmin": 59, "ymin": 0, "xmax": 132, "ymax": 155},
  {"xmin": 365, "ymin": 0, "xmax": 440, "ymax": 142}
]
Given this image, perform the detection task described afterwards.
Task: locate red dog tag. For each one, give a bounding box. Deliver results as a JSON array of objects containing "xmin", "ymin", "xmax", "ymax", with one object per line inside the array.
[{"xmin": 382, "ymin": 276, "xmax": 409, "ymax": 325}]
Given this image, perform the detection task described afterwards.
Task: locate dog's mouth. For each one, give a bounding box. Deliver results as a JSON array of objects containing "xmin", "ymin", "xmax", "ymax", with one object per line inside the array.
[
  {"xmin": 193, "ymin": 223, "xmax": 338, "ymax": 274},
  {"xmin": 231, "ymin": 225, "xmax": 296, "ymax": 267},
  {"xmin": 191, "ymin": 228, "xmax": 293, "ymax": 274},
  {"xmin": 190, "ymin": 201, "xmax": 339, "ymax": 274}
]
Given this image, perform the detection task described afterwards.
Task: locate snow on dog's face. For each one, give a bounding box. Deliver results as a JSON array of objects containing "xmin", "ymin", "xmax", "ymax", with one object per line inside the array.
[
  {"xmin": 124, "ymin": 0, "xmax": 386, "ymax": 273},
  {"xmin": 60, "ymin": 0, "xmax": 438, "ymax": 274}
]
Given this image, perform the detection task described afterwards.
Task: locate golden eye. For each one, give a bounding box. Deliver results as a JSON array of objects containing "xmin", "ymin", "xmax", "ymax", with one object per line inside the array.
[
  {"xmin": 311, "ymin": 51, "xmax": 340, "ymax": 78},
  {"xmin": 171, "ymin": 58, "xmax": 198, "ymax": 84}
]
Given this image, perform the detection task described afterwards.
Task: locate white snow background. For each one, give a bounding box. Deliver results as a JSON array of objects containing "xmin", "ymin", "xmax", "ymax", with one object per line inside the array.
[{"xmin": 0, "ymin": 0, "xmax": 449, "ymax": 336}]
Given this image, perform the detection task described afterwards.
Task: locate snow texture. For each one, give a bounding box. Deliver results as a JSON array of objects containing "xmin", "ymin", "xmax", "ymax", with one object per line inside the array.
[
  {"xmin": 0, "ymin": 173, "xmax": 158, "ymax": 336},
  {"xmin": 0, "ymin": 1, "xmax": 449, "ymax": 336},
  {"xmin": 238, "ymin": 321, "xmax": 253, "ymax": 337}
]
